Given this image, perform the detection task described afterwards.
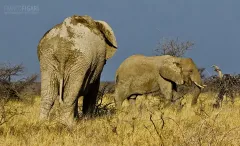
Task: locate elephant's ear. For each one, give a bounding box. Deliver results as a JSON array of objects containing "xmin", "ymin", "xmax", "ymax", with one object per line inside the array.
[
  {"xmin": 95, "ymin": 20, "xmax": 117, "ymax": 60},
  {"xmin": 159, "ymin": 61, "xmax": 184, "ymax": 85}
]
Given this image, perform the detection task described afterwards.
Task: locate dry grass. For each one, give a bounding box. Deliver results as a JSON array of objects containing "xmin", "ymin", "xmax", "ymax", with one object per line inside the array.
[{"xmin": 1, "ymin": 93, "xmax": 240, "ymax": 146}]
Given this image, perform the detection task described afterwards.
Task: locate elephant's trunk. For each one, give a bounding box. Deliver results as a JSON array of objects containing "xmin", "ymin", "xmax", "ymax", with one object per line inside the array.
[
  {"xmin": 191, "ymin": 84, "xmax": 201, "ymax": 105},
  {"xmin": 190, "ymin": 67, "xmax": 206, "ymax": 89},
  {"xmin": 190, "ymin": 68, "xmax": 206, "ymax": 105}
]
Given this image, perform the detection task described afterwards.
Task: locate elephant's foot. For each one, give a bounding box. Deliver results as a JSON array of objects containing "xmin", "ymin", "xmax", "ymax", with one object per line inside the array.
[
  {"xmin": 57, "ymin": 102, "xmax": 79, "ymax": 127},
  {"xmin": 163, "ymin": 100, "xmax": 173, "ymax": 108},
  {"xmin": 59, "ymin": 111, "xmax": 78, "ymax": 127},
  {"xmin": 39, "ymin": 112, "xmax": 49, "ymax": 121},
  {"xmin": 39, "ymin": 106, "xmax": 51, "ymax": 121},
  {"xmin": 82, "ymin": 107, "xmax": 95, "ymax": 116}
]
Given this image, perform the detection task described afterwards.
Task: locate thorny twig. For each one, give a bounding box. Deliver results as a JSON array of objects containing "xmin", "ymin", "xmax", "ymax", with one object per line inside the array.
[{"xmin": 149, "ymin": 114, "xmax": 164, "ymax": 145}]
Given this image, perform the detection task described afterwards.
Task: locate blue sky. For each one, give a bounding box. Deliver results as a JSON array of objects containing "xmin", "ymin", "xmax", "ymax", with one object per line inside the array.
[{"xmin": 0, "ymin": 0, "xmax": 239, "ymax": 81}]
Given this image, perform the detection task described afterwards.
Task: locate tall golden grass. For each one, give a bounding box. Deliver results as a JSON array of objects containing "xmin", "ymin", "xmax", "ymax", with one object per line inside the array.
[{"xmin": 1, "ymin": 93, "xmax": 240, "ymax": 146}]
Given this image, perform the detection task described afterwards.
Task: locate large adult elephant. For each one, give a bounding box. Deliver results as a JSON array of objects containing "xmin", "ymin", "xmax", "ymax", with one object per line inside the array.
[
  {"xmin": 37, "ymin": 15, "xmax": 117, "ymax": 125},
  {"xmin": 114, "ymin": 54, "xmax": 205, "ymax": 109}
]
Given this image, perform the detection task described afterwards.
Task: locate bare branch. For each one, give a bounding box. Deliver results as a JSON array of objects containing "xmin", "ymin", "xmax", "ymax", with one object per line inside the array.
[
  {"xmin": 155, "ymin": 38, "xmax": 194, "ymax": 57},
  {"xmin": 0, "ymin": 64, "xmax": 38, "ymax": 100}
]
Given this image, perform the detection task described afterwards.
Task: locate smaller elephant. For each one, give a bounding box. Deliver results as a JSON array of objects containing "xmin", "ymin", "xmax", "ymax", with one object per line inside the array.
[{"xmin": 114, "ymin": 54, "xmax": 205, "ymax": 109}]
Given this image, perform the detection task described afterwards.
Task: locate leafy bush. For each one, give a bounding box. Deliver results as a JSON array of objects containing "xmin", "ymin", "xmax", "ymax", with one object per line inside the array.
[{"xmin": 203, "ymin": 74, "xmax": 240, "ymax": 107}]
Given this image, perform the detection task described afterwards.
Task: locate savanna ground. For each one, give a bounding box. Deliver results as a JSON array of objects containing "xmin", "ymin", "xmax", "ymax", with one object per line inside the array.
[{"xmin": 1, "ymin": 92, "xmax": 240, "ymax": 146}]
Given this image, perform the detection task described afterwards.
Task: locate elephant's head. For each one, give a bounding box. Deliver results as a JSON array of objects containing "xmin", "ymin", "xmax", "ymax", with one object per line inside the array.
[
  {"xmin": 179, "ymin": 58, "xmax": 205, "ymax": 88},
  {"xmin": 95, "ymin": 20, "xmax": 117, "ymax": 60},
  {"xmin": 159, "ymin": 57, "xmax": 205, "ymax": 89}
]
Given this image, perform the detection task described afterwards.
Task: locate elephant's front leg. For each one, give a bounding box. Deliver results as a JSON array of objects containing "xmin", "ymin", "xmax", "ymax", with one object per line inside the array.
[
  {"xmin": 82, "ymin": 77, "xmax": 100, "ymax": 115},
  {"xmin": 39, "ymin": 70, "xmax": 58, "ymax": 120},
  {"xmin": 172, "ymin": 89, "xmax": 184, "ymax": 102},
  {"xmin": 158, "ymin": 78, "xmax": 173, "ymax": 101},
  {"xmin": 157, "ymin": 77, "xmax": 175, "ymax": 107}
]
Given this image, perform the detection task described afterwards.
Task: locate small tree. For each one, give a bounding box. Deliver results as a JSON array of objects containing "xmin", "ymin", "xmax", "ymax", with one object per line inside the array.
[
  {"xmin": 0, "ymin": 64, "xmax": 38, "ymax": 100},
  {"xmin": 0, "ymin": 64, "xmax": 37, "ymax": 125},
  {"xmin": 154, "ymin": 38, "xmax": 194, "ymax": 57}
]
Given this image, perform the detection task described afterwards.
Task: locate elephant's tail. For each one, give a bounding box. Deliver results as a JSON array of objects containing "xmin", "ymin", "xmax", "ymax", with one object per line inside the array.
[
  {"xmin": 59, "ymin": 78, "xmax": 64, "ymax": 104},
  {"xmin": 58, "ymin": 59, "xmax": 65, "ymax": 104}
]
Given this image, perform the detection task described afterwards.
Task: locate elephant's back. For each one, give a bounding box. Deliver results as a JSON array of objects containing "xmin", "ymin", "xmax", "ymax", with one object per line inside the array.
[
  {"xmin": 115, "ymin": 55, "xmax": 161, "ymax": 94},
  {"xmin": 116, "ymin": 55, "xmax": 158, "ymax": 81},
  {"xmin": 37, "ymin": 15, "xmax": 106, "ymax": 71},
  {"xmin": 116, "ymin": 55, "xmax": 149, "ymax": 72},
  {"xmin": 38, "ymin": 15, "xmax": 105, "ymax": 58},
  {"xmin": 116, "ymin": 55, "xmax": 175, "ymax": 83},
  {"xmin": 117, "ymin": 54, "xmax": 172, "ymax": 71}
]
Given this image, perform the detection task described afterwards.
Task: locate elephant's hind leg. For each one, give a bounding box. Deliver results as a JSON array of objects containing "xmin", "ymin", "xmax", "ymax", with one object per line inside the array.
[
  {"xmin": 82, "ymin": 77, "xmax": 100, "ymax": 115},
  {"xmin": 39, "ymin": 70, "xmax": 58, "ymax": 120},
  {"xmin": 59, "ymin": 72, "xmax": 87, "ymax": 125}
]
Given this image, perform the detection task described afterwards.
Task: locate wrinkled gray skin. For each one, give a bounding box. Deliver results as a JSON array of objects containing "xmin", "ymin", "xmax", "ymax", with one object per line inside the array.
[
  {"xmin": 115, "ymin": 55, "xmax": 204, "ymax": 109},
  {"xmin": 37, "ymin": 15, "xmax": 117, "ymax": 125}
]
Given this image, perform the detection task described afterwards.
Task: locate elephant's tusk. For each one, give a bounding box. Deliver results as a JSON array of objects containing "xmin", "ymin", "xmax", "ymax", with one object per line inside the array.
[{"xmin": 193, "ymin": 81, "xmax": 206, "ymax": 89}]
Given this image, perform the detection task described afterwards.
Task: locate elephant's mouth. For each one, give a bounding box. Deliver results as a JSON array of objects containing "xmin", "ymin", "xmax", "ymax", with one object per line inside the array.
[
  {"xmin": 184, "ymin": 80, "xmax": 192, "ymax": 86},
  {"xmin": 183, "ymin": 76, "xmax": 192, "ymax": 86}
]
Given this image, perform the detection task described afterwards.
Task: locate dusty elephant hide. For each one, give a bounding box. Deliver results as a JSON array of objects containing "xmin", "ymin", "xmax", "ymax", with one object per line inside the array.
[
  {"xmin": 37, "ymin": 15, "xmax": 117, "ymax": 126},
  {"xmin": 114, "ymin": 54, "xmax": 204, "ymax": 109}
]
